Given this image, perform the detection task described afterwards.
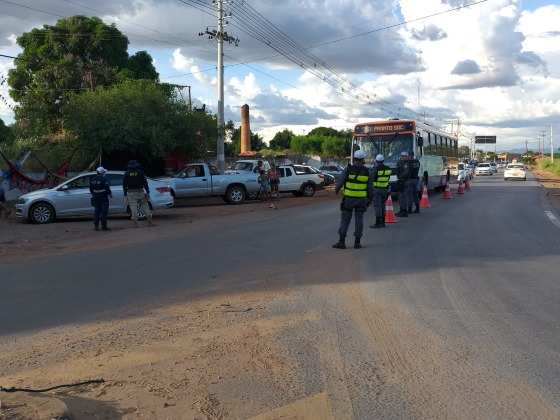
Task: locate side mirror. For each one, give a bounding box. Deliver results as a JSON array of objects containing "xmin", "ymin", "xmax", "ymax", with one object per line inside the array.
[{"xmin": 59, "ymin": 185, "xmax": 69, "ymax": 191}]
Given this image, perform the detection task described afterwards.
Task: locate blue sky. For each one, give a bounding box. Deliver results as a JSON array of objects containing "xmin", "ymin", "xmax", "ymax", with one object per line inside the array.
[{"xmin": 1, "ymin": 0, "xmax": 560, "ymax": 149}]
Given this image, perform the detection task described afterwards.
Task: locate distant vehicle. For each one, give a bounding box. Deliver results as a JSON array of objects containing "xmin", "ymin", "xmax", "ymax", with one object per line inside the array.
[
  {"xmin": 230, "ymin": 159, "xmax": 271, "ymax": 173},
  {"xmin": 457, "ymin": 163, "xmax": 471, "ymax": 182},
  {"xmin": 475, "ymin": 163, "xmax": 493, "ymax": 176},
  {"xmin": 353, "ymin": 119, "xmax": 458, "ymax": 190},
  {"xmin": 504, "ymin": 163, "xmax": 527, "ymax": 181},
  {"xmin": 489, "ymin": 162, "xmax": 498, "ymax": 173},
  {"xmin": 305, "ymin": 166, "xmax": 335, "ymax": 186},
  {"xmin": 466, "ymin": 164, "xmax": 476, "ymax": 177},
  {"xmin": 497, "ymin": 162, "xmax": 507, "ymax": 169},
  {"xmin": 277, "ymin": 165, "xmax": 323, "ymax": 197},
  {"xmin": 15, "ymin": 171, "xmax": 174, "ymax": 224},
  {"xmin": 319, "ymin": 164, "xmax": 345, "ymax": 179},
  {"xmin": 163, "ymin": 163, "xmax": 260, "ymax": 204}
]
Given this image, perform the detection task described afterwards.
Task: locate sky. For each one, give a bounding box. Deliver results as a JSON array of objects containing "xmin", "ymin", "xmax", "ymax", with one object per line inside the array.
[{"xmin": 0, "ymin": 0, "xmax": 559, "ymax": 151}]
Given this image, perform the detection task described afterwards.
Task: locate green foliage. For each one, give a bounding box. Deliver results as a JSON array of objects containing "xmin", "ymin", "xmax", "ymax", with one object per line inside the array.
[
  {"xmin": 537, "ymin": 157, "xmax": 560, "ymax": 176},
  {"xmin": 269, "ymin": 129, "xmax": 294, "ymax": 150},
  {"xmin": 458, "ymin": 145, "xmax": 471, "ymax": 158},
  {"xmin": 307, "ymin": 127, "xmax": 340, "ymax": 137},
  {"xmin": 8, "ymin": 16, "xmax": 158, "ymax": 136},
  {"xmin": 290, "ymin": 133, "xmax": 350, "ymax": 158},
  {"xmin": 0, "ymin": 118, "xmax": 12, "ymax": 145},
  {"xmin": 321, "ymin": 136, "xmax": 348, "ymax": 158},
  {"xmin": 63, "ymin": 80, "xmax": 215, "ymax": 168}
]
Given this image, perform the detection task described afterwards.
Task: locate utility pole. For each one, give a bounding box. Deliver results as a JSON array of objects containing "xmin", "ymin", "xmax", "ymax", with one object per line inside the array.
[
  {"xmin": 199, "ymin": 0, "xmax": 239, "ymax": 173},
  {"xmin": 550, "ymin": 124, "xmax": 554, "ymax": 163}
]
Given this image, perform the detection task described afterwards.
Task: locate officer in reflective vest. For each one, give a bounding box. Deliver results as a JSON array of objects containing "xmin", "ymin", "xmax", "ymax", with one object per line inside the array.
[
  {"xmin": 370, "ymin": 154, "xmax": 392, "ymax": 229},
  {"xmin": 89, "ymin": 166, "xmax": 112, "ymax": 231},
  {"xmin": 408, "ymin": 153, "xmax": 421, "ymax": 214},
  {"xmin": 333, "ymin": 150, "xmax": 373, "ymax": 250},
  {"xmin": 396, "ymin": 151, "xmax": 411, "ymax": 217}
]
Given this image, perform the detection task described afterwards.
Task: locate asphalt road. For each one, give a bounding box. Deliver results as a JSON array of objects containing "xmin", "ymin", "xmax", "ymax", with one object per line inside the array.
[{"xmin": 1, "ymin": 172, "xmax": 560, "ymax": 419}]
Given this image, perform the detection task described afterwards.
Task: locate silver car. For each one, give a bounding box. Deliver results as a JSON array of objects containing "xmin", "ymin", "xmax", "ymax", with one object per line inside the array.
[{"xmin": 15, "ymin": 171, "xmax": 174, "ymax": 224}]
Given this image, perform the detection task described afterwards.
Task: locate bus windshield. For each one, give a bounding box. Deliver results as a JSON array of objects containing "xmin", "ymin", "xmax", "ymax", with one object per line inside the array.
[{"xmin": 356, "ymin": 134, "xmax": 413, "ymax": 166}]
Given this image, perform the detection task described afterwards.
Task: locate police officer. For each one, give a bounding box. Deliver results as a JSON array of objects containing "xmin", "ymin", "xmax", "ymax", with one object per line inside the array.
[
  {"xmin": 333, "ymin": 150, "xmax": 373, "ymax": 250},
  {"xmin": 370, "ymin": 154, "xmax": 392, "ymax": 228},
  {"xmin": 123, "ymin": 160, "xmax": 153, "ymax": 227},
  {"xmin": 89, "ymin": 166, "xmax": 112, "ymax": 231},
  {"xmin": 396, "ymin": 151, "xmax": 410, "ymax": 217},
  {"xmin": 408, "ymin": 152, "xmax": 421, "ymax": 214}
]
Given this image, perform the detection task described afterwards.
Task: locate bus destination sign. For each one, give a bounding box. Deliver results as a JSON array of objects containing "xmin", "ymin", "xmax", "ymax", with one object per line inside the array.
[
  {"xmin": 475, "ymin": 135, "xmax": 497, "ymax": 144},
  {"xmin": 355, "ymin": 121, "xmax": 414, "ymax": 135}
]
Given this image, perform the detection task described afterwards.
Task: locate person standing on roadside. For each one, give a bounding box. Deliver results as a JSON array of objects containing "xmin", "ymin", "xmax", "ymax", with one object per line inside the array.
[
  {"xmin": 0, "ymin": 175, "xmax": 12, "ymax": 219},
  {"xmin": 89, "ymin": 167, "xmax": 112, "ymax": 231},
  {"xmin": 370, "ymin": 154, "xmax": 392, "ymax": 228},
  {"xmin": 333, "ymin": 150, "xmax": 373, "ymax": 250},
  {"xmin": 396, "ymin": 151, "xmax": 411, "ymax": 217},
  {"xmin": 123, "ymin": 160, "xmax": 153, "ymax": 227},
  {"xmin": 268, "ymin": 164, "xmax": 280, "ymax": 207},
  {"xmin": 408, "ymin": 153, "xmax": 421, "ymax": 214}
]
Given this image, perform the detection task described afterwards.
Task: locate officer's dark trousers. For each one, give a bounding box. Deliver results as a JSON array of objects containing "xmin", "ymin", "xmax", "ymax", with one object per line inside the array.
[
  {"xmin": 338, "ymin": 197, "xmax": 367, "ymax": 239},
  {"xmin": 93, "ymin": 199, "xmax": 109, "ymax": 228},
  {"xmin": 406, "ymin": 179, "xmax": 420, "ymax": 211},
  {"xmin": 373, "ymin": 188, "xmax": 387, "ymax": 218}
]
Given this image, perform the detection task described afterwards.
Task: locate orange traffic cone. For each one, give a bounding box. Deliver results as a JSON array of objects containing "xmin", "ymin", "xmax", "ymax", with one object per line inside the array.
[
  {"xmin": 420, "ymin": 185, "xmax": 431, "ymax": 209},
  {"xmin": 457, "ymin": 181, "xmax": 465, "ymax": 195},
  {"xmin": 384, "ymin": 194, "xmax": 397, "ymax": 224},
  {"xmin": 465, "ymin": 178, "xmax": 471, "ymax": 191},
  {"xmin": 442, "ymin": 182, "xmax": 453, "ymax": 199}
]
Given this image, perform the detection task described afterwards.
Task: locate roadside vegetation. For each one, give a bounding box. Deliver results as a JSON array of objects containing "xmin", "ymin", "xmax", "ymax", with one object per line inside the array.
[{"xmin": 537, "ymin": 157, "xmax": 560, "ymax": 177}]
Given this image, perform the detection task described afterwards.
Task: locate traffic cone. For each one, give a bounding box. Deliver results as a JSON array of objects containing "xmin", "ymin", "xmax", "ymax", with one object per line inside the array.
[
  {"xmin": 442, "ymin": 182, "xmax": 453, "ymax": 199},
  {"xmin": 457, "ymin": 181, "xmax": 465, "ymax": 195},
  {"xmin": 384, "ymin": 194, "xmax": 397, "ymax": 224},
  {"xmin": 465, "ymin": 177, "xmax": 471, "ymax": 191},
  {"xmin": 420, "ymin": 185, "xmax": 431, "ymax": 209}
]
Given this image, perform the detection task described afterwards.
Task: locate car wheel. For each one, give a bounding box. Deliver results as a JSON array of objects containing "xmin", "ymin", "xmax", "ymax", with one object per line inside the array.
[
  {"xmin": 29, "ymin": 202, "xmax": 55, "ymax": 224},
  {"xmin": 226, "ymin": 185, "xmax": 246, "ymax": 204},
  {"xmin": 301, "ymin": 183, "xmax": 316, "ymax": 197}
]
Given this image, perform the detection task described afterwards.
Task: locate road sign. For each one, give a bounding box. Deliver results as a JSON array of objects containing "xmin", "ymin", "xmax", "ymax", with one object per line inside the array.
[{"xmin": 475, "ymin": 136, "xmax": 497, "ymax": 144}]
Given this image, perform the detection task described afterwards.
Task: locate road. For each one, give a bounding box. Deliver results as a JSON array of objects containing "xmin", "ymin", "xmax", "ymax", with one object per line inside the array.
[{"xmin": 1, "ymin": 172, "xmax": 560, "ymax": 419}]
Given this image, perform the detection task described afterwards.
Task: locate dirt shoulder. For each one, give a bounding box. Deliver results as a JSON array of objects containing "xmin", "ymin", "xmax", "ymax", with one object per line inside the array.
[
  {"xmin": 532, "ymin": 168, "xmax": 560, "ymax": 212},
  {"xmin": 0, "ymin": 190, "xmax": 336, "ymax": 263}
]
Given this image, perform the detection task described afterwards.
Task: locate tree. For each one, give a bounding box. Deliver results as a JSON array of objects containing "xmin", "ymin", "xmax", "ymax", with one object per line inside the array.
[
  {"xmin": 63, "ymin": 80, "xmax": 215, "ymax": 170},
  {"xmin": 8, "ymin": 16, "xmax": 158, "ymax": 136},
  {"xmin": 321, "ymin": 136, "xmax": 347, "ymax": 158},
  {"xmin": 308, "ymin": 126, "xmax": 340, "ymax": 137},
  {"xmin": 290, "ymin": 135, "xmax": 322, "ymax": 155},
  {"xmin": 0, "ymin": 118, "xmax": 12, "ymax": 145},
  {"xmin": 270, "ymin": 129, "xmax": 294, "ymax": 150},
  {"xmin": 458, "ymin": 145, "xmax": 471, "ymax": 159}
]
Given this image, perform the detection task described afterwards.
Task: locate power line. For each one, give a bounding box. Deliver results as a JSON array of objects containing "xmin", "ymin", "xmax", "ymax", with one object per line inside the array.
[{"xmin": 0, "ymin": 53, "xmax": 16, "ymax": 59}]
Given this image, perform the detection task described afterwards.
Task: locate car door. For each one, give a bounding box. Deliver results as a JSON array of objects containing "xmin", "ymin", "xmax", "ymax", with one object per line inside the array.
[
  {"xmin": 55, "ymin": 175, "xmax": 94, "ymax": 216},
  {"xmin": 279, "ymin": 167, "xmax": 298, "ymax": 191},
  {"xmin": 105, "ymin": 173, "xmax": 125, "ymax": 213},
  {"xmin": 176, "ymin": 164, "xmax": 210, "ymax": 197}
]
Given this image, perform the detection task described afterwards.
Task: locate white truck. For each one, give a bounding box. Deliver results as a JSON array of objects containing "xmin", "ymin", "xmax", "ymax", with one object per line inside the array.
[
  {"xmin": 277, "ymin": 164, "xmax": 323, "ymax": 197},
  {"xmin": 162, "ymin": 163, "xmax": 260, "ymax": 204}
]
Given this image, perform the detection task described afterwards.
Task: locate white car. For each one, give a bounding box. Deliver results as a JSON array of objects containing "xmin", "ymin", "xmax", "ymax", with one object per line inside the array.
[
  {"xmin": 475, "ymin": 163, "xmax": 493, "ymax": 176},
  {"xmin": 504, "ymin": 163, "xmax": 527, "ymax": 181},
  {"xmin": 457, "ymin": 163, "xmax": 471, "ymax": 182},
  {"xmin": 277, "ymin": 164, "xmax": 323, "ymax": 197},
  {"xmin": 15, "ymin": 171, "xmax": 174, "ymax": 224}
]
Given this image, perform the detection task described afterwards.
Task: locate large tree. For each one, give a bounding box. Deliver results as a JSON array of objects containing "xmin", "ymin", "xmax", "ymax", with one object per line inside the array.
[
  {"xmin": 63, "ymin": 80, "xmax": 215, "ymax": 170},
  {"xmin": 0, "ymin": 118, "xmax": 11, "ymax": 145},
  {"xmin": 269, "ymin": 128, "xmax": 294, "ymax": 150},
  {"xmin": 8, "ymin": 16, "xmax": 158, "ymax": 136}
]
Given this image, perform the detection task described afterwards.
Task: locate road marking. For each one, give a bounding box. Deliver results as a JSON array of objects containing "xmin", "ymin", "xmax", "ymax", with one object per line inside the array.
[{"xmin": 545, "ymin": 211, "xmax": 560, "ymax": 229}]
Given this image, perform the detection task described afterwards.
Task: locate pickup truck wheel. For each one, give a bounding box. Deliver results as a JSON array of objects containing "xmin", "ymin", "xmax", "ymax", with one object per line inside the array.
[
  {"xmin": 302, "ymin": 183, "xmax": 316, "ymax": 197},
  {"xmin": 226, "ymin": 185, "xmax": 246, "ymax": 204}
]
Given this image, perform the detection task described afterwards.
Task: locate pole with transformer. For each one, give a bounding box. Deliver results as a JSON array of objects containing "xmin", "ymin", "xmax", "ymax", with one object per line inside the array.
[{"xmin": 199, "ymin": 0, "xmax": 239, "ymax": 174}]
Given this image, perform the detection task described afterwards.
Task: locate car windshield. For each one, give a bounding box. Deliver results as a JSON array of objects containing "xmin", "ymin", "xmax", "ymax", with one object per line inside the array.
[
  {"xmin": 357, "ymin": 134, "xmax": 414, "ymax": 166},
  {"xmin": 478, "ymin": 164, "xmax": 490, "ymax": 168},
  {"xmin": 508, "ymin": 165, "xmax": 524, "ymax": 169},
  {"xmin": 233, "ymin": 162, "xmax": 254, "ymax": 171}
]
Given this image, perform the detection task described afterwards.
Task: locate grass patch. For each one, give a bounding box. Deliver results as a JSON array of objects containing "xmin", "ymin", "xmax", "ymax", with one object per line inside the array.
[{"xmin": 537, "ymin": 157, "xmax": 560, "ymax": 177}]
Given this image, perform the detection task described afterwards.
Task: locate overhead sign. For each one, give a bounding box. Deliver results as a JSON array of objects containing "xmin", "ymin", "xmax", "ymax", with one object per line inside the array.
[
  {"xmin": 475, "ymin": 135, "xmax": 497, "ymax": 144},
  {"xmin": 355, "ymin": 121, "xmax": 415, "ymax": 135}
]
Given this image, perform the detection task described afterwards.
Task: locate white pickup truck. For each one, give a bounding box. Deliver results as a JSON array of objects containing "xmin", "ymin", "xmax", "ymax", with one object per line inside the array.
[
  {"xmin": 277, "ymin": 164, "xmax": 323, "ymax": 197},
  {"xmin": 162, "ymin": 163, "xmax": 260, "ymax": 204}
]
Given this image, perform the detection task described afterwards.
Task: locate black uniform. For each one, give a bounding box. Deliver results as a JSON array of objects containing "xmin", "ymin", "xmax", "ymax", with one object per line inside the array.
[
  {"xmin": 123, "ymin": 167, "xmax": 150, "ymax": 196},
  {"xmin": 408, "ymin": 157, "xmax": 421, "ymax": 213},
  {"xmin": 89, "ymin": 174, "xmax": 112, "ymax": 230},
  {"xmin": 396, "ymin": 158, "xmax": 411, "ymax": 215}
]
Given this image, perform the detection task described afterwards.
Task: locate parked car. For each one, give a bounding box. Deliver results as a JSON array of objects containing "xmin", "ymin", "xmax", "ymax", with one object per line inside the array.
[
  {"xmin": 504, "ymin": 163, "xmax": 527, "ymax": 181},
  {"xmin": 475, "ymin": 163, "xmax": 493, "ymax": 176},
  {"xmin": 15, "ymin": 171, "xmax": 174, "ymax": 224},
  {"xmin": 319, "ymin": 164, "xmax": 345, "ymax": 179},
  {"xmin": 163, "ymin": 163, "xmax": 260, "ymax": 204},
  {"xmin": 304, "ymin": 166, "xmax": 335, "ymax": 186},
  {"xmin": 277, "ymin": 165, "xmax": 323, "ymax": 197}
]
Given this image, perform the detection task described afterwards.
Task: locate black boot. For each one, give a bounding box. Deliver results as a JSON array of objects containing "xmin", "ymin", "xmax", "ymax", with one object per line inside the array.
[
  {"xmin": 332, "ymin": 236, "xmax": 346, "ymax": 249},
  {"xmin": 354, "ymin": 238, "xmax": 362, "ymax": 249}
]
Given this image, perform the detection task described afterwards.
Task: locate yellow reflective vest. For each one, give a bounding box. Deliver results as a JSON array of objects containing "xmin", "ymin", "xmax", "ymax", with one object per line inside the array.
[
  {"xmin": 343, "ymin": 165, "xmax": 370, "ymax": 198},
  {"xmin": 373, "ymin": 165, "xmax": 392, "ymax": 189}
]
